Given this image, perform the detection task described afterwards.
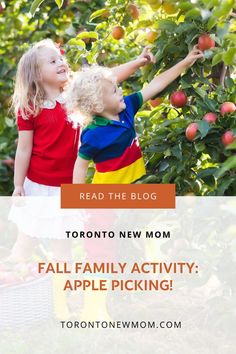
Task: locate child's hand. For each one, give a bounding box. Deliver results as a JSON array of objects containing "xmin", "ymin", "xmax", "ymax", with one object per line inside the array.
[
  {"xmin": 136, "ymin": 46, "xmax": 156, "ymax": 67},
  {"xmin": 183, "ymin": 45, "xmax": 204, "ymax": 68},
  {"xmin": 12, "ymin": 186, "xmax": 25, "ymax": 196}
]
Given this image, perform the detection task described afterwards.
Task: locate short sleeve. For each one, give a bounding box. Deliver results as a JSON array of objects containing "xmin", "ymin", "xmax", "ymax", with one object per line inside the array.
[
  {"xmin": 78, "ymin": 130, "xmax": 99, "ymax": 161},
  {"xmin": 122, "ymin": 92, "xmax": 143, "ymax": 126},
  {"xmin": 17, "ymin": 111, "xmax": 34, "ymax": 131},
  {"xmin": 124, "ymin": 92, "xmax": 143, "ymax": 116}
]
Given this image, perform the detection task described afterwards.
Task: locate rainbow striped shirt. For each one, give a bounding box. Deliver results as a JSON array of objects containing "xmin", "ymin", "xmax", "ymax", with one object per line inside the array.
[{"xmin": 78, "ymin": 92, "xmax": 146, "ymax": 184}]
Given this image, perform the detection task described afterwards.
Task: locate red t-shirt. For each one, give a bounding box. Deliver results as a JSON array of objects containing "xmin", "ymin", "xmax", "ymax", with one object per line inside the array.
[{"xmin": 17, "ymin": 102, "xmax": 80, "ymax": 186}]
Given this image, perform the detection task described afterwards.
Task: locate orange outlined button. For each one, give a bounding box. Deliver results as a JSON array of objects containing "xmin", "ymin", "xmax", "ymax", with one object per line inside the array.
[{"xmin": 61, "ymin": 184, "xmax": 175, "ymax": 209}]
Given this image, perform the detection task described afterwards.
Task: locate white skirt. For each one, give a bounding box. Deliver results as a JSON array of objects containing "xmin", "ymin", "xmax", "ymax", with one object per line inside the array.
[
  {"xmin": 23, "ymin": 177, "xmax": 60, "ymax": 196},
  {"xmin": 9, "ymin": 178, "xmax": 85, "ymax": 239}
]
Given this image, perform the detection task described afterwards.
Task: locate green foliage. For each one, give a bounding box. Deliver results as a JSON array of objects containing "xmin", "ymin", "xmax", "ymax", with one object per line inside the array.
[
  {"xmin": 78, "ymin": 0, "xmax": 235, "ymax": 195},
  {"xmin": 0, "ymin": 0, "xmax": 235, "ymax": 195}
]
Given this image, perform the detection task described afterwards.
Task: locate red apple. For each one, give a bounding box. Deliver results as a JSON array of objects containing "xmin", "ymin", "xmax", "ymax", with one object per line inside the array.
[
  {"xmin": 112, "ymin": 26, "xmax": 125, "ymax": 40},
  {"xmin": 150, "ymin": 97, "xmax": 163, "ymax": 107},
  {"xmin": 198, "ymin": 34, "xmax": 215, "ymax": 51},
  {"xmin": 170, "ymin": 91, "xmax": 187, "ymax": 108},
  {"xmin": 221, "ymin": 131, "xmax": 235, "ymax": 146},
  {"xmin": 146, "ymin": 31, "xmax": 158, "ymax": 43},
  {"xmin": 203, "ymin": 112, "xmax": 217, "ymax": 123},
  {"xmin": 128, "ymin": 4, "xmax": 140, "ymax": 19},
  {"xmin": 220, "ymin": 102, "xmax": 236, "ymax": 116},
  {"xmin": 185, "ymin": 123, "xmax": 198, "ymax": 141}
]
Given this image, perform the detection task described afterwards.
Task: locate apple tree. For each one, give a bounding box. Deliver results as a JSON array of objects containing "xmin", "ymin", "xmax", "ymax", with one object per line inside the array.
[{"xmin": 61, "ymin": 0, "xmax": 236, "ymax": 195}]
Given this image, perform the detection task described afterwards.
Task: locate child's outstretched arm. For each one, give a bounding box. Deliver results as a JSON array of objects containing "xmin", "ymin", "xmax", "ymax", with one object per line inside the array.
[
  {"xmin": 73, "ymin": 156, "xmax": 89, "ymax": 183},
  {"xmin": 13, "ymin": 131, "xmax": 33, "ymax": 196},
  {"xmin": 141, "ymin": 45, "xmax": 203, "ymax": 103},
  {"xmin": 112, "ymin": 46, "xmax": 156, "ymax": 83}
]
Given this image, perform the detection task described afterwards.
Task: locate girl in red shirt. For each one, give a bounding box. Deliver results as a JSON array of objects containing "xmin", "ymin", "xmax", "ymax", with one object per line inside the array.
[{"xmin": 12, "ymin": 39, "xmax": 78, "ymax": 196}]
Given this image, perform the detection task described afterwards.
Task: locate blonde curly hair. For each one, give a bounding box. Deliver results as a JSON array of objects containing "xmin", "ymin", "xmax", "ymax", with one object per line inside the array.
[{"xmin": 65, "ymin": 65, "xmax": 116, "ymax": 128}]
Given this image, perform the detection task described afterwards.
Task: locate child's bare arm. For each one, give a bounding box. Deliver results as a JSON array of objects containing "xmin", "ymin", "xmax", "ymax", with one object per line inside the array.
[
  {"xmin": 112, "ymin": 47, "xmax": 156, "ymax": 83},
  {"xmin": 141, "ymin": 45, "xmax": 203, "ymax": 103},
  {"xmin": 13, "ymin": 131, "xmax": 33, "ymax": 196},
  {"xmin": 73, "ymin": 156, "xmax": 89, "ymax": 183}
]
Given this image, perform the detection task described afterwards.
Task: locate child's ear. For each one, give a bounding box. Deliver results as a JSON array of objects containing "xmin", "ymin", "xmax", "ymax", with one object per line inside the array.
[{"xmin": 93, "ymin": 102, "xmax": 104, "ymax": 113}]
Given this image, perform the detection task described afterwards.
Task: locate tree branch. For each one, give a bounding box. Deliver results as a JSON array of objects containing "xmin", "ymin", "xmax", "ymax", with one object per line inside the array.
[{"xmin": 220, "ymin": 63, "xmax": 227, "ymax": 87}]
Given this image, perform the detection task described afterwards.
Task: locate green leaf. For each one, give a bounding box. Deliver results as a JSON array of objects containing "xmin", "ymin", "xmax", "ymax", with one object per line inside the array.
[
  {"xmin": 226, "ymin": 140, "xmax": 236, "ymax": 150},
  {"xmin": 164, "ymin": 148, "xmax": 171, "ymax": 157},
  {"xmin": 210, "ymin": 33, "xmax": 222, "ymax": 46},
  {"xmin": 185, "ymin": 8, "xmax": 201, "ymax": 19},
  {"xmin": 90, "ymin": 8, "xmax": 109, "ymax": 21},
  {"xmin": 5, "ymin": 118, "xmax": 14, "ymax": 128},
  {"xmin": 55, "ymin": 0, "xmax": 64, "ymax": 8},
  {"xmin": 224, "ymin": 33, "xmax": 236, "ymax": 42},
  {"xmin": 215, "ymin": 177, "xmax": 235, "ymax": 195},
  {"xmin": 217, "ymin": 23, "xmax": 231, "ymax": 39},
  {"xmin": 204, "ymin": 50, "xmax": 214, "ymax": 59},
  {"xmin": 201, "ymin": 0, "xmax": 218, "ymax": 8},
  {"xmin": 212, "ymin": 0, "xmax": 235, "ymax": 19},
  {"xmin": 195, "ymin": 142, "xmax": 206, "ymax": 152},
  {"xmin": 171, "ymin": 145, "xmax": 182, "ymax": 160},
  {"xmin": 159, "ymin": 161, "xmax": 169, "ymax": 172},
  {"xmin": 195, "ymin": 87, "xmax": 206, "ymax": 99},
  {"xmin": 178, "ymin": 2, "xmax": 194, "ymax": 11},
  {"xmin": 198, "ymin": 168, "xmax": 218, "ymax": 178},
  {"xmin": 162, "ymin": 171, "xmax": 172, "ymax": 183},
  {"xmin": 197, "ymin": 120, "xmax": 210, "ymax": 139},
  {"xmin": 204, "ymin": 97, "xmax": 217, "ymax": 111},
  {"xmin": 30, "ymin": 0, "xmax": 45, "ymax": 16},
  {"xmin": 225, "ymin": 77, "xmax": 234, "ymax": 90},
  {"xmin": 180, "ymin": 79, "xmax": 192, "ymax": 89},
  {"xmin": 141, "ymin": 175, "xmax": 158, "ymax": 184},
  {"xmin": 200, "ymin": 175, "xmax": 216, "ymax": 188},
  {"xmin": 76, "ymin": 31, "xmax": 98, "ymax": 40},
  {"xmin": 223, "ymin": 47, "xmax": 236, "ymax": 65},
  {"xmin": 161, "ymin": 118, "xmax": 179, "ymax": 127},
  {"xmin": 215, "ymin": 156, "xmax": 236, "ymax": 178},
  {"xmin": 212, "ymin": 53, "xmax": 223, "ymax": 66},
  {"xmin": 157, "ymin": 20, "xmax": 177, "ymax": 31},
  {"xmin": 175, "ymin": 22, "xmax": 195, "ymax": 36},
  {"xmin": 207, "ymin": 17, "xmax": 217, "ymax": 31},
  {"xmin": 67, "ymin": 38, "xmax": 86, "ymax": 48}
]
